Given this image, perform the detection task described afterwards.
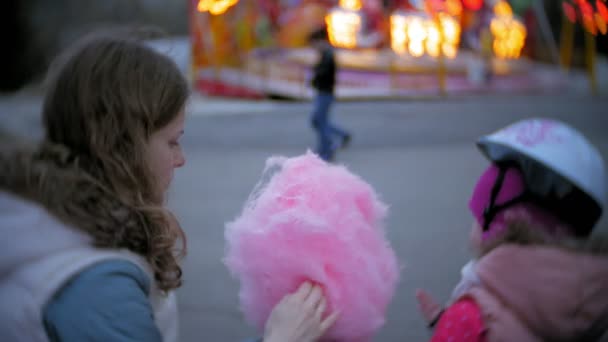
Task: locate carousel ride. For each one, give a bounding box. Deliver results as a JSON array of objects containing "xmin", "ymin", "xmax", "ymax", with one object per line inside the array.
[{"xmin": 190, "ymin": 0, "xmax": 604, "ymax": 99}]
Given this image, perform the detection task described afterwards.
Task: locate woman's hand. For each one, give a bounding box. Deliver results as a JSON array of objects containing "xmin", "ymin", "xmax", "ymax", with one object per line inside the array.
[{"xmin": 263, "ymin": 282, "xmax": 340, "ymax": 342}]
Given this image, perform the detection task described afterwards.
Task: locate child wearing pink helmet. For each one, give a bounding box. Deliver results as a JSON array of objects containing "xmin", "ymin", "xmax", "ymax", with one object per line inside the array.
[{"xmin": 417, "ymin": 118, "xmax": 608, "ymax": 342}]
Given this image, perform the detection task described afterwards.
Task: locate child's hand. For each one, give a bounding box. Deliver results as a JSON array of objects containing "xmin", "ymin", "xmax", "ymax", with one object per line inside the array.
[{"xmin": 415, "ymin": 289, "xmax": 443, "ymax": 325}]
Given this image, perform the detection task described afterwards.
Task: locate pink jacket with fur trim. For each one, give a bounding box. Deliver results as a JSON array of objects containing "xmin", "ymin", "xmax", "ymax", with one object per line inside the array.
[{"xmin": 443, "ymin": 243, "xmax": 608, "ymax": 342}]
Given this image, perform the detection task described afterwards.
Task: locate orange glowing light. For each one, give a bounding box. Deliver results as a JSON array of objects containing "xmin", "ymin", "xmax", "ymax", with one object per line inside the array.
[
  {"xmin": 390, "ymin": 11, "xmax": 460, "ymax": 59},
  {"xmin": 390, "ymin": 14, "xmax": 408, "ymax": 54},
  {"xmin": 197, "ymin": 0, "xmax": 239, "ymax": 15},
  {"xmin": 584, "ymin": 13, "xmax": 598, "ymax": 33},
  {"xmin": 340, "ymin": 0, "xmax": 362, "ymax": 11},
  {"xmin": 580, "ymin": 0, "xmax": 594, "ymax": 17},
  {"xmin": 491, "ymin": 1, "xmax": 526, "ymax": 59},
  {"xmin": 563, "ymin": 0, "xmax": 608, "ymax": 34},
  {"xmin": 494, "ymin": 1, "xmax": 512, "ymax": 16},
  {"xmin": 598, "ymin": 0, "xmax": 608, "ymax": 21},
  {"xmin": 326, "ymin": 8, "xmax": 362, "ymax": 48},
  {"xmin": 462, "ymin": 0, "xmax": 483, "ymax": 11},
  {"xmin": 597, "ymin": 13, "xmax": 608, "ymax": 34},
  {"xmin": 445, "ymin": 0, "xmax": 463, "ymax": 16}
]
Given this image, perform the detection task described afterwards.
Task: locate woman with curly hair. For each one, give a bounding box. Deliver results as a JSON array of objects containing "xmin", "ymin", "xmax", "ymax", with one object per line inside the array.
[{"xmin": 0, "ymin": 31, "xmax": 336, "ymax": 342}]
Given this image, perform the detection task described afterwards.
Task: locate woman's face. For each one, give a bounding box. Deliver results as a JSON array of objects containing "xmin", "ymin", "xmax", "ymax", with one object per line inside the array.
[{"xmin": 146, "ymin": 109, "xmax": 186, "ymax": 197}]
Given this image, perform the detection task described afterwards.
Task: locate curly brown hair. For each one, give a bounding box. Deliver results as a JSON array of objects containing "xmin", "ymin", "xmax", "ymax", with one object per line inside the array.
[{"xmin": 1, "ymin": 31, "xmax": 189, "ymax": 291}]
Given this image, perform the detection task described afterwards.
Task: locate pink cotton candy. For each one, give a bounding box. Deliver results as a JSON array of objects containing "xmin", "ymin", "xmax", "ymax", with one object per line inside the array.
[{"xmin": 224, "ymin": 152, "xmax": 400, "ymax": 342}]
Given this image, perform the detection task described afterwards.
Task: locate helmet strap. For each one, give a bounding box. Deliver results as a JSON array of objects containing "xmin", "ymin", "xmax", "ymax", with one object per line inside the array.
[{"xmin": 482, "ymin": 164, "xmax": 528, "ymax": 231}]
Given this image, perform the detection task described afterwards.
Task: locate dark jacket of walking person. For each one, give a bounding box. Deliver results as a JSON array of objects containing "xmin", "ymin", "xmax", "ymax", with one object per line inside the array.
[{"xmin": 311, "ymin": 46, "xmax": 336, "ymax": 95}]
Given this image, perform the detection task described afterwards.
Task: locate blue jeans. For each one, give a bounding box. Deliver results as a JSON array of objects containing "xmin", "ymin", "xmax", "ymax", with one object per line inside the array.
[{"xmin": 311, "ymin": 92, "xmax": 349, "ymax": 161}]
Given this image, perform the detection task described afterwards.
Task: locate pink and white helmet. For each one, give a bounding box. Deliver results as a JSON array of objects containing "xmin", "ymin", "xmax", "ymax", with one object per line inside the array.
[{"xmin": 477, "ymin": 118, "xmax": 606, "ymax": 236}]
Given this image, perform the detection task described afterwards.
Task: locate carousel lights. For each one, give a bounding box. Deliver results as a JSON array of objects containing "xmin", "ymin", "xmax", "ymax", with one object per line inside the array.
[
  {"xmin": 326, "ymin": 0, "xmax": 363, "ymax": 48},
  {"xmin": 426, "ymin": 23, "xmax": 442, "ymax": 57},
  {"xmin": 599, "ymin": 1, "xmax": 608, "ymax": 20},
  {"xmin": 390, "ymin": 12, "xmax": 460, "ymax": 59},
  {"xmin": 390, "ymin": 14, "xmax": 409, "ymax": 54},
  {"xmin": 494, "ymin": 0, "xmax": 513, "ymax": 16},
  {"xmin": 598, "ymin": 12, "xmax": 608, "ymax": 34},
  {"xmin": 445, "ymin": 0, "xmax": 463, "ymax": 16},
  {"xmin": 490, "ymin": 1, "xmax": 526, "ymax": 59},
  {"xmin": 408, "ymin": 16, "xmax": 427, "ymax": 57},
  {"xmin": 462, "ymin": 0, "xmax": 483, "ymax": 11},
  {"xmin": 439, "ymin": 13, "xmax": 460, "ymax": 58},
  {"xmin": 340, "ymin": 0, "xmax": 362, "ymax": 11},
  {"xmin": 563, "ymin": 0, "xmax": 608, "ymax": 35},
  {"xmin": 197, "ymin": 0, "xmax": 239, "ymax": 15}
]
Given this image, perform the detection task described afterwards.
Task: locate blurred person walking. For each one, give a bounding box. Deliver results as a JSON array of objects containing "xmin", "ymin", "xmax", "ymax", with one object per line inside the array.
[{"xmin": 308, "ymin": 28, "xmax": 351, "ymax": 162}]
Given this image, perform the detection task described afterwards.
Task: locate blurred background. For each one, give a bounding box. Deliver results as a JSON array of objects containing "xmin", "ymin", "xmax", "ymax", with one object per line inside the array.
[
  {"xmin": 2, "ymin": 0, "xmax": 608, "ymax": 95},
  {"xmin": 1, "ymin": 0, "xmax": 607, "ymax": 341}
]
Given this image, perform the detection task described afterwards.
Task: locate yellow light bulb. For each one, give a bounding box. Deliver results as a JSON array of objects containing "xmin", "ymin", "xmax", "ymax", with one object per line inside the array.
[{"xmin": 494, "ymin": 0, "xmax": 512, "ymax": 16}]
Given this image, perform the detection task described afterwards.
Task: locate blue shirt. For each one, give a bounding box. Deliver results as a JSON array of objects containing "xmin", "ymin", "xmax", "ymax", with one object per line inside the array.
[{"xmin": 43, "ymin": 260, "xmax": 162, "ymax": 342}]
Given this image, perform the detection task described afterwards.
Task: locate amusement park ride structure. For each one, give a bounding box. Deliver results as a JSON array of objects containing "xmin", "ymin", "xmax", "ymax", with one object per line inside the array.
[{"xmin": 190, "ymin": 0, "xmax": 606, "ymax": 99}]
